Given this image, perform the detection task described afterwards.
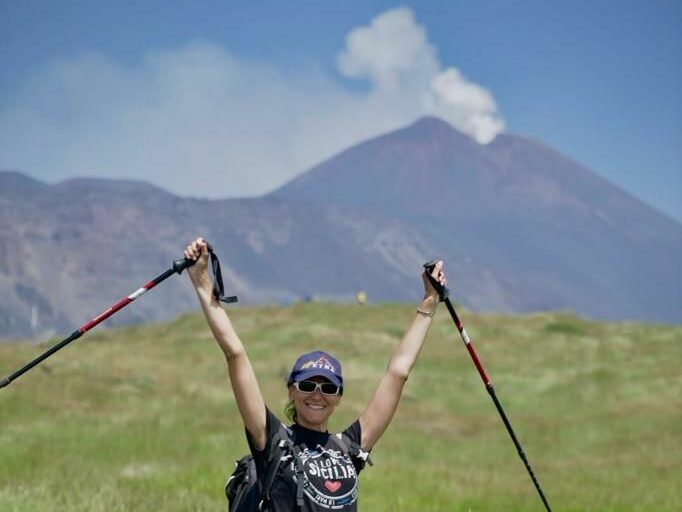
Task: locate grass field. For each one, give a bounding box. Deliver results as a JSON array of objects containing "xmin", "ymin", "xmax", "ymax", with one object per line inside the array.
[{"xmin": 0, "ymin": 303, "xmax": 680, "ymax": 511}]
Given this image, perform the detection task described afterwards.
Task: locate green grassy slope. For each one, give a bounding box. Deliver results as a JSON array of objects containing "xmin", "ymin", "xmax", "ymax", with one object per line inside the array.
[{"xmin": 1, "ymin": 304, "xmax": 680, "ymax": 511}]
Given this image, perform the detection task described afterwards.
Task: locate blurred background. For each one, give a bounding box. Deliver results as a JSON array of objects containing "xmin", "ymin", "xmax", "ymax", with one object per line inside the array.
[{"xmin": 0, "ymin": 2, "xmax": 680, "ymax": 510}]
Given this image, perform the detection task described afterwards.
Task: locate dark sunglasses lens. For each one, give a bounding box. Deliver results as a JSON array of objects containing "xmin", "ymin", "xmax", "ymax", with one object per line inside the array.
[
  {"xmin": 320, "ymin": 383, "xmax": 339, "ymax": 395},
  {"xmin": 298, "ymin": 381, "xmax": 317, "ymax": 392}
]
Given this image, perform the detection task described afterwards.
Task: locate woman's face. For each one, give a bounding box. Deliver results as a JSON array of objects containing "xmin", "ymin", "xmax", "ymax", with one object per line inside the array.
[{"xmin": 288, "ymin": 375, "xmax": 342, "ymax": 431}]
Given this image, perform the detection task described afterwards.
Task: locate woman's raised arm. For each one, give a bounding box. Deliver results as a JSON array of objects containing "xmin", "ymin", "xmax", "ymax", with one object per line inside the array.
[
  {"xmin": 358, "ymin": 261, "xmax": 446, "ymax": 451},
  {"xmin": 185, "ymin": 238, "xmax": 267, "ymax": 450}
]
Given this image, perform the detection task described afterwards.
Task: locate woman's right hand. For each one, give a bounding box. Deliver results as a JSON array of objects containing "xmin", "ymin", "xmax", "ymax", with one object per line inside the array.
[{"xmin": 183, "ymin": 237, "xmax": 211, "ymax": 287}]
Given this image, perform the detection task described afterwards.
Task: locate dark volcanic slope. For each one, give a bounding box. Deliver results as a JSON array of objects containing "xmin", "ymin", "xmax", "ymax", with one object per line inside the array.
[
  {"xmin": 1, "ymin": 116, "xmax": 680, "ymax": 337},
  {"xmin": 273, "ymin": 117, "xmax": 682, "ymax": 323},
  {"xmin": 0, "ymin": 172, "xmax": 442, "ymax": 338}
]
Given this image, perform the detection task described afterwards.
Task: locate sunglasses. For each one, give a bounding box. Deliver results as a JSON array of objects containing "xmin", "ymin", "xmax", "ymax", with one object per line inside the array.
[{"xmin": 293, "ymin": 380, "xmax": 341, "ymax": 395}]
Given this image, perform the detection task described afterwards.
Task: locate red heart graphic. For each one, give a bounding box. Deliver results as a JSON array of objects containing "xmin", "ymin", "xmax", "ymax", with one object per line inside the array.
[{"xmin": 324, "ymin": 480, "xmax": 342, "ymax": 493}]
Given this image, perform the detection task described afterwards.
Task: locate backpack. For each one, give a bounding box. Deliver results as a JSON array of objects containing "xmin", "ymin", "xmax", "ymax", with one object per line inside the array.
[{"xmin": 225, "ymin": 425, "xmax": 372, "ymax": 512}]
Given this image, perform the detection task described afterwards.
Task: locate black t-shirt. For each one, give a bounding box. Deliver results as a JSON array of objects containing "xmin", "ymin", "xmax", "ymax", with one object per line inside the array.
[{"xmin": 246, "ymin": 408, "xmax": 368, "ymax": 511}]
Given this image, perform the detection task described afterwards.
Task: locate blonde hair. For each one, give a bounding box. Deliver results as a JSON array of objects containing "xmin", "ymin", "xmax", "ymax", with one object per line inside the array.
[{"xmin": 284, "ymin": 399, "xmax": 297, "ymax": 424}]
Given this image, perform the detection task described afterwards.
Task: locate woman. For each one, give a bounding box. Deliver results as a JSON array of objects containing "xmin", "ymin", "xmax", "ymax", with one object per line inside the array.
[{"xmin": 184, "ymin": 237, "xmax": 446, "ymax": 511}]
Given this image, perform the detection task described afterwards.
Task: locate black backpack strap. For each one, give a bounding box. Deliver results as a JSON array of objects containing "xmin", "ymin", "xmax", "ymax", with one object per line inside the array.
[
  {"xmin": 333, "ymin": 433, "xmax": 373, "ymax": 467},
  {"xmin": 290, "ymin": 443, "xmax": 306, "ymax": 509},
  {"xmin": 271, "ymin": 425, "xmax": 305, "ymax": 509},
  {"xmin": 259, "ymin": 425, "xmax": 296, "ymax": 510}
]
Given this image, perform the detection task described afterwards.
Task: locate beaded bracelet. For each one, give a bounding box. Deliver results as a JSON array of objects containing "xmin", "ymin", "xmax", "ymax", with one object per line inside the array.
[{"xmin": 416, "ymin": 308, "xmax": 435, "ymax": 318}]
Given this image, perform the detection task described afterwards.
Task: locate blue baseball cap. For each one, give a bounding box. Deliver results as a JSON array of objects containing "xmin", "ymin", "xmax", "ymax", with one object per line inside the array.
[{"xmin": 287, "ymin": 350, "xmax": 343, "ymax": 388}]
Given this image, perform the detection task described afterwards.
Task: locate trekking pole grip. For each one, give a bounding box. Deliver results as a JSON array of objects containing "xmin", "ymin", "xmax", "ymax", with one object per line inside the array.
[
  {"xmin": 172, "ymin": 241, "xmax": 215, "ymax": 274},
  {"xmin": 174, "ymin": 240, "xmax": 238, "ymax": 304},
  {"xmin": 423, "ymin": 260, "xmax": 449, "ymax": 301}
]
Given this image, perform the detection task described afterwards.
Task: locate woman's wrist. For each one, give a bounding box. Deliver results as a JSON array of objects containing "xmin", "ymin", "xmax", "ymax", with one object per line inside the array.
[
  {"xmin": 417, "ymin": 296, "xmax": 438, "ymax": 317},
  {"xmin": 190, "ymin": 271, "xmax": 212, "ymax": 293}
]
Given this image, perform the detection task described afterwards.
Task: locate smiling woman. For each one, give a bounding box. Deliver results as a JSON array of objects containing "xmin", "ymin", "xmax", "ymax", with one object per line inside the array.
[
  {"xmin": 183, "ymin": 237, "xmax": 446, "ymax": 511},
  {"xmin": 285, "ymin": 353, "xmax": 344, "ymax": 430}
]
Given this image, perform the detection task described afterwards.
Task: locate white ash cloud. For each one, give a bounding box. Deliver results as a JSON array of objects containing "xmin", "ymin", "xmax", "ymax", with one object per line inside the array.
[
  {"xmin": 0, "ymin": 8, "xmax": 504, "ymax": 198},
  {"xmin": 337, "ymin": 7, "xmax": 504, "ymax": 144}
]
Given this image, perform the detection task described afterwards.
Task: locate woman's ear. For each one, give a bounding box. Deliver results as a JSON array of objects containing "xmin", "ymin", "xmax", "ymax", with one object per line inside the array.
[{"xmin": 287, "ymin": 384, "xmax": 294, "ymax": 400}]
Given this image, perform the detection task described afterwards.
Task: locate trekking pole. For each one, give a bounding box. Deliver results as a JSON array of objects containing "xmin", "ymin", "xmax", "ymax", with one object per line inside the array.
[
  {"xmin": 0, "ymin": 243, "xmax": 237, "ymax": 390},
  {"xmin": 424, "ymin": 261, "xmax": 553, "ymax": 512}
]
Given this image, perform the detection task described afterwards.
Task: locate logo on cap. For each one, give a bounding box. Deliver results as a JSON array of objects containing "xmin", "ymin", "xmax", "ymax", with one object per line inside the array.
[{"xmin": 301, "ymin": 357, "xmax": 337, "ymax": 373}]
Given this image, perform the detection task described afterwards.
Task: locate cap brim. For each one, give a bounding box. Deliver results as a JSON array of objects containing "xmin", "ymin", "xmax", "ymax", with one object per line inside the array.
[{"xmin": 291, "ymin": 368, "xmax": 342, "ymax": 388}]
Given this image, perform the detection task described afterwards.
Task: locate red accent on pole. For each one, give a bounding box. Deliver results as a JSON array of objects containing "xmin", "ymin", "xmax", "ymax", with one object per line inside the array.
[
  {"xmin": 77, "ymin": 280, "xmax": 162, "ymax": 333},
  {"xmin": 447, "ymin": 303, "xmax": 492, "ymax": 387},
  {"xmin": 436, "ymin": 293, "xmax": 553, "ymax": 511},
  {"xmin": 465, "ymin": 343, "xmax": 492, "ymax": 387},
  {"xmin": 2, "ymin": 263, "xmax": 183, "ymax": 390},
  {"xmin": 79, "ymin": 297, "xmax": 133, "ymax": 333}
]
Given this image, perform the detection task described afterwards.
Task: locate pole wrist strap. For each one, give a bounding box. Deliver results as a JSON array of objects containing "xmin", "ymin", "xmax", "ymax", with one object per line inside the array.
[{"xmin": 209, "ymin": 249, "xmax": 238, "ymax": 304}]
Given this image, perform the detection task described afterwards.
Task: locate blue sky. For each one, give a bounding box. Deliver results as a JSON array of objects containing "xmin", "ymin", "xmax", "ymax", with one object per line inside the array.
[{"xmin": 1, "ymin": 1, "xmax": 680, "ymax": 221}]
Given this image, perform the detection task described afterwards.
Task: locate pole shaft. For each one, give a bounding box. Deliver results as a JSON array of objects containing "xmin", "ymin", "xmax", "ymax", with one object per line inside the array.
[
  {"xmin": 443, "ymin": 298, "xmax": 553, "ymax": 512},
  {"xmin": 0, "ymin": 266, "xmax": 178, "ymax": 389},
  {"xmin": 0, "ymin": 330, "xmax": 82, "ymax": 388},
  {"xmin": 486, "ymin": 384, "xmax": 553, "ymax": 512},
  {"xmin": 444, "ymin": 299, "xmax": 491, "ymax": 385}
]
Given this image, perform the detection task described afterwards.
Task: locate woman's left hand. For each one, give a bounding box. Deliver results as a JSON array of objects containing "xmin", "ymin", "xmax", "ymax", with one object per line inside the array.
[{"xmin": 421, "ymin": 260, "xmax": 446, "ymax": 312}]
